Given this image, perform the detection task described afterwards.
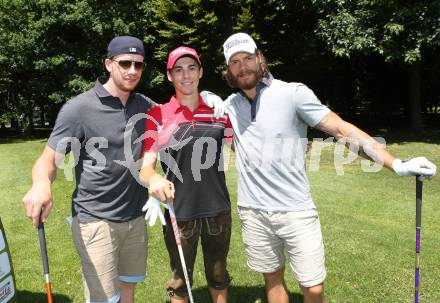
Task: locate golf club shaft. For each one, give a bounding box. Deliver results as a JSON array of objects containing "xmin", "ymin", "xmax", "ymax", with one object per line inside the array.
[
  {"xmin": 415, "ymin": 176, "xmax": 423, "ymax": 303},
  {"xmin": 38, "ymin": 218, "xmax": 53, "ymax": 303},
  {"xmin": 168, "ymin": 203, "xmax": 195, "ymax": 303}
]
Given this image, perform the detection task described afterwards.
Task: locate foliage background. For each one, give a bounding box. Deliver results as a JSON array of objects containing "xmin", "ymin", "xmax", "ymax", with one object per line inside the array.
[
  {"xmin": 1, "ymin": 2, "xmax": 440, "ymax": 300},
  {"xmin": 1, "ymin": 0, "xmax": 440, "ymax": 133}
]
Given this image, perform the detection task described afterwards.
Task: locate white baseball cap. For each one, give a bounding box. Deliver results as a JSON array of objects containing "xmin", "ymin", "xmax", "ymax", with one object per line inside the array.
[{"xmin": 223, "ymin": 33, "xmax": 257, "ymax": 64}]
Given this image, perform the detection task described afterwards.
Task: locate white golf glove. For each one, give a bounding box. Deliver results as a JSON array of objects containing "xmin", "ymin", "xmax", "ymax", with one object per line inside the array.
[
  {"xmin": 142, "ymin": 197, "xmax": 168, "ymax": 226},
  {"xmin": 392, "ymin": 157, "xmax": 437, "ymax": 179},
  {"xmin": 200, "ymin": 90, "xmax": 227, "ymax": 119}
]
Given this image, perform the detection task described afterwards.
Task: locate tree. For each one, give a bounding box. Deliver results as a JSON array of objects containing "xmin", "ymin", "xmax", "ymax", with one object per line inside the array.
[
  {"xmin": 143, "ymin": 0, "xmax": 239, "ymax": 98},
  {"xmin": 147, "ymin": 0, "xmax": 323, "ymax": 100},
  {"xmin": 314, "ymin": 0, "xmax": 440, "ymax": 131},
  {"xmin": 0, "ymin": 0, "xmax": 156, "ymax": 132}
]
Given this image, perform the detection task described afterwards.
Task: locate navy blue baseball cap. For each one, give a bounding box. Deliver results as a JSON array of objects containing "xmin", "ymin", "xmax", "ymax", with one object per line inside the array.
[{"xmin": 106, "ymin": 36, "xmax": 145, "ymax": 58}]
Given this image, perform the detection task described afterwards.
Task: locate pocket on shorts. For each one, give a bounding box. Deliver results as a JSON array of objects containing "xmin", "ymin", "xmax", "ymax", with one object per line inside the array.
[
  {"xmin": 179, "ymin": 220, "xmax": 197, "ymax": 240},
  {"xmin": 237, "ymin": 207, "xmax": 252, "ymax": 221},
  {"xmin": 205, "ymin": 217, "xmax": 223, "ymax": 236},
  {"xmin": 79, "ymin": 220, "xmax": 107, "ymax": 247}
]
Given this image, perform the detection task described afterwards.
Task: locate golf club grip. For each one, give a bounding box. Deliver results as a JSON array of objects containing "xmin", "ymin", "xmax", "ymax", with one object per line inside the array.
[
  {"xmin": 38, "ymin": 220, "xmax": 50, "ymax": 275},
  {"xmin": 415, "ymin": 177, "xmax": 423, "ymax": 228}
]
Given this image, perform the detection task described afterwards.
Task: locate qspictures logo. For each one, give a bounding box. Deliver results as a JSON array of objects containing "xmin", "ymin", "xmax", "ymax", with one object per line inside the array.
[{"xmin": 0, "ymin": 276, "xmax": 14, "ymax": 303}]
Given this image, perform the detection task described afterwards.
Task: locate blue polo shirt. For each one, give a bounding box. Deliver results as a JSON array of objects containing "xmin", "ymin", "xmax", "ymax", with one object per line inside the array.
[{"xmin": 48, "ymin": 79, "xmax": 155, "ymax": 222}]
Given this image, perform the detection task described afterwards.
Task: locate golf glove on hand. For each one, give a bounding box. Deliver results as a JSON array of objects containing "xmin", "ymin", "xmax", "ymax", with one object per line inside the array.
[
  {"xmin": 142, "ymin": 197, "xmax": 168, "ymax": 226},
  {"xmin": 200, "ymin": 90, "xmax": 227, "ymax": 119},
  {"xmin": 392, "ymin": 157, "xmax": 437, "ymax": 179}
]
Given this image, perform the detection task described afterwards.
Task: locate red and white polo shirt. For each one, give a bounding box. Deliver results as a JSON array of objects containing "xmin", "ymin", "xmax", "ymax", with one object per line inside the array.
[{"xmin": 144, "ymin": 95, "xmax": 232, "ymax": 220}]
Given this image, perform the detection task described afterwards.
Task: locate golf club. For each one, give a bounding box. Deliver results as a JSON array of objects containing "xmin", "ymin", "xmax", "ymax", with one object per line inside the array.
[
  {"xmin": 414, "ymin": 176, "xmax": 423, "ymax": 303},
  {"xmin": 38, "ymin": 216, "xmax": 53, "ymax": 303},
  {"xmin": 167, "ymin": 201, "xmax": 195, "ymax": 303}
]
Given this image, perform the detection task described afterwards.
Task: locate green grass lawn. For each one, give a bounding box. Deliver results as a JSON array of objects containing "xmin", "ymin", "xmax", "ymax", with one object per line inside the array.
[{"xmin": 0, "ymin": 132, "xmax": 439, "ymax": 302}]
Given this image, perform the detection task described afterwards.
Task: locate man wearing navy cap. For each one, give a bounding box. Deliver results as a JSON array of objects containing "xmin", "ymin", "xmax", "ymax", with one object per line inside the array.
[{"xmin": 22, "ymin": 36, "xmax": 154, "ymax": 303}]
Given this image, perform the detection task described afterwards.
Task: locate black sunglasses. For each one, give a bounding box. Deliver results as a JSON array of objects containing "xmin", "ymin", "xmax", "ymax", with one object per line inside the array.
[{"xmin": 112, "ymin": 59, "xmax": 146, "ymax": 71}]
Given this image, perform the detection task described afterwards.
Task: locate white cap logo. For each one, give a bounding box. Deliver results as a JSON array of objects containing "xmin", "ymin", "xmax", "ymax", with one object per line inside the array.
[{"xmin": 129, "ymin": 47, "xmax": 137, "ymax": 53}]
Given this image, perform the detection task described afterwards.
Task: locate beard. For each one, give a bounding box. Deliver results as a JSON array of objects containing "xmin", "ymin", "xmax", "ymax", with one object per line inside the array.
[{"xmin": 228, "ymin": 67, "xmax": 263, "ymax": 90}]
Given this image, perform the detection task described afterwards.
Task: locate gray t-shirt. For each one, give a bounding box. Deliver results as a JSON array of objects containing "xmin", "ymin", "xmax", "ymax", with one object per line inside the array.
[
  {"xmin": 48, "ymin": 79, "xmax": 154, "ymax": 222},
  {"xmin": 226, "ymin": 75, "xmax": 330, "ymax": 212}
]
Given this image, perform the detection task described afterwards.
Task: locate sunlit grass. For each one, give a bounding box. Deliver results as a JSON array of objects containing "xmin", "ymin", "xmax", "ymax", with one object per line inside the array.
[{"xmin": 0, "ymin": 132, "xmax": 439, "ymax": 302}]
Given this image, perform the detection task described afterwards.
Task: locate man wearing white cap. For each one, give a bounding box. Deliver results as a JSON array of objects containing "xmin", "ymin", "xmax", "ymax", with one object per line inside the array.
[{"xmin": 217, "ymin": 32, "xmax": 437, "ymax": 303}]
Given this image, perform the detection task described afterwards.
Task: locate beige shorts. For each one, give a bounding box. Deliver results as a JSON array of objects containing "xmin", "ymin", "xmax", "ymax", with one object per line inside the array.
[
  {"xmin": 72, "ymin": 216, "xmax": 147, "ymax": 303},
  {"xmin": 238, "ymin": 207, "xmax": 326, "ymax": 288}
]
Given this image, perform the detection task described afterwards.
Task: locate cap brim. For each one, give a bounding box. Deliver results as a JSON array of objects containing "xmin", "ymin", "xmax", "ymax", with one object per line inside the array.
[{"xmin": 168, "ymin": 54, "xmax": 202, "ymax": 70}]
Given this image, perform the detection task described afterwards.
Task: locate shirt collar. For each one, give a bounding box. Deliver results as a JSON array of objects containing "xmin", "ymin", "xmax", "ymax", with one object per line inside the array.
[
  {"xmin": 93, "ymin": 77, "xmax": 136, "ymax": 105},
  {"xmin": 261, "ymin": 73, "xmax": 274, "ymax": 86},
  {"xmin": 168, "ymin": 94, "xmax": 209, "ymax": 113},
  {"xmin": 239, "ymin": 73, "xmax": 274, "ymax": 101},
  {"xmin": 94, "ymin": 78, "xmax": 111, "ymax": 98},
  {"xmin": 168, "ymin": 95, "xmax": 181, "ymax": 113}
]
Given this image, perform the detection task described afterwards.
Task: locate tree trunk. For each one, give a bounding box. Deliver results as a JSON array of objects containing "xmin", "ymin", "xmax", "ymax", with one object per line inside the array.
[
  {"xmin": 10, "ymin": 93, "xmax": 19, "ymax": 129},
  {"xmin": 10, "ymin": 118, "xmax": 19, "ymax": 129},
  {"xmin": 408, "ymin": 61, "xmax": 424, "ymax": 132},
  {"xmin": 23, "ymin": 98, "xmax": 34, "ymax": 137},
  {"xmin": 40, "ymin": 105, "xmax": 45, "ymax": 126},
  {"xmin": 27, "ymin": 100, "xmax": 34, "ymax": 129}
]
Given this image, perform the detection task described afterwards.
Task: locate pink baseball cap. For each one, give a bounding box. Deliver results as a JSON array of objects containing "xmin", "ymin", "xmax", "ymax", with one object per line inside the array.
[{"xmin": 167, "ymin": 46, "xmax": 202, "ymax": 70}]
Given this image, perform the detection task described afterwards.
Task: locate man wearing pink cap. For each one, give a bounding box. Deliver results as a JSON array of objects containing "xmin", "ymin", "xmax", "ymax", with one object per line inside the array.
[
  {"xmin": 140, "ymin": 46, "xmax": 232, "ymax": 303},
  {"xmin": 216, "ymin": 32, "xmax": 437, "ymax": 303}
]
